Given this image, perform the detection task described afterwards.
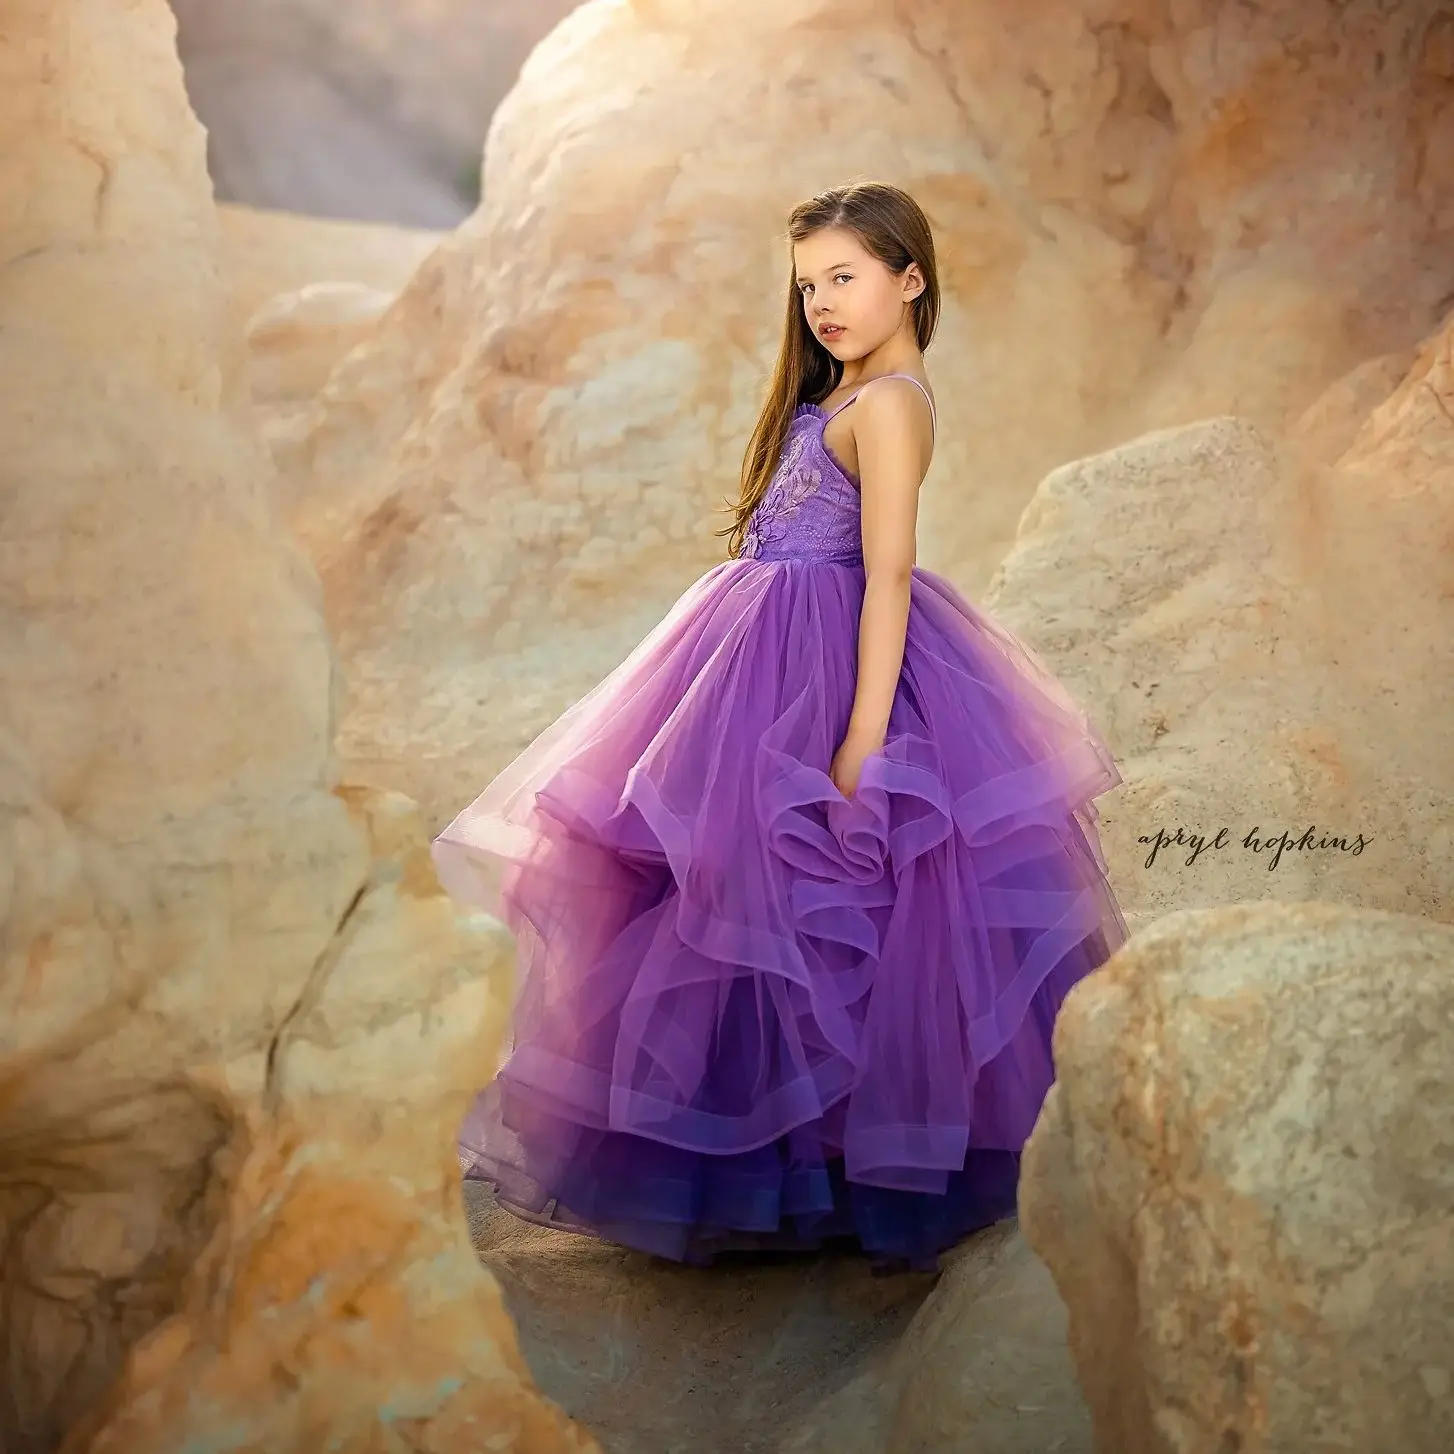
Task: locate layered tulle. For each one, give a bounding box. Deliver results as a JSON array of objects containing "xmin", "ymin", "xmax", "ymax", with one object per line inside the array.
[{"xmin": 433, "ymin": 556, "xmax": 1126, "ymax": 1268}]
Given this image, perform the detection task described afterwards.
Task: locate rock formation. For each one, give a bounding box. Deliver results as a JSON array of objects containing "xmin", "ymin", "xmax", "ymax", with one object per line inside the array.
[
  {"xmin": 245, "ymin": 282, "xmax": 397, "ymax": 416},
  {"xmin": 169, "ymin": 0, "xmax": 586, "ymax": 224},
  {"xmin": 247, "ymin": 0, "xmax": 1453, "ymax": 907},
  {"xmin": 238, "ymin": 0, "xmax": 1449, "ymax": 1446},
  {"xmin": 984, "ymin": 313, "xmax": 1454, "ymax": 922},
  {"xmin": 236, "ymin": 3, "xmax": 1449, "ymax": 1446},
  {"xmin": 9, "ymin": 0, "xmax": 1452, "ymax": 1450},
  {"xmin": 218, "ymin": 203, "xmax": 442, "ymax": 329},
  {"xmin": 1021, "ymin": 902, "xmax": 1454, "ymax": 1453},
  {"xmin": 0, "ymin": 1, "xmax": 594, "ymax": 1449}
]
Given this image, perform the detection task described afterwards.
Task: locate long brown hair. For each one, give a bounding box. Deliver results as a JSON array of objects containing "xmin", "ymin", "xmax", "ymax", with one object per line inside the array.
[{"xmin": 715, "ymin": 182, "xmax": 941, "ymax": 557}]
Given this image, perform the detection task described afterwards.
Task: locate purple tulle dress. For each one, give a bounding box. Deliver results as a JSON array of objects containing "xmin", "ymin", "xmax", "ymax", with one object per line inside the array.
[{"xmin": 433, "ymin": 373, "xmax": 1126, "ymax": 1270}]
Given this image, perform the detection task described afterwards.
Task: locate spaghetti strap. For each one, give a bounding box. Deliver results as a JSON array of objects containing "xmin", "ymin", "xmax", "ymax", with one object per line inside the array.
[{"xmin": 824, "ymin": 372, "xmax": 937, "ymax": 437}]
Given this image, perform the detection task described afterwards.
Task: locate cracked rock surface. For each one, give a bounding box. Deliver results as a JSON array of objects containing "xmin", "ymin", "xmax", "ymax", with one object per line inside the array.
[
  {"xmin": 0, "ymin": 2, "xmax": 594, "ymax": 1450},
  {"xmin": 254, "ymin": 0, "xmax": 1453, "ymax": 895},
  {"xmin": 6, "ymin": 1, "xmax": 1453, "ymax": 1450},
  {"xmin": 1022, "ymin": 902, "xmax": 1454, "ymax": 1454}
]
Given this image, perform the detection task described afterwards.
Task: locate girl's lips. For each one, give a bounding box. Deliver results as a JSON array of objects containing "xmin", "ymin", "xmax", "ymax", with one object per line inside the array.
[{"xmin": 819, "ymin": 324, "xmax": 844, "ymax": 338}]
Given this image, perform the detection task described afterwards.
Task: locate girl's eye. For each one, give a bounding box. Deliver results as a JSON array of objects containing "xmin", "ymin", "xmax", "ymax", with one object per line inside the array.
[{"xmin": 835, "ymin": 273, "xmax": 852, "ymax": 284}]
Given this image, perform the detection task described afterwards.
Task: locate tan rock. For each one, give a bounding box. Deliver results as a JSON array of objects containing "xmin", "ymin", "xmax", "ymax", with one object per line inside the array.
[
  {"xmin": 986, "ymin": 309, "xmax": 1454, "ymax": 923},
  {"xmin": 1288, "ymin": 349, "xmax": 1415, "ymax": 464},
  {"xmin": 171, "ymin": 0, "xmax": 585, "ymax": 223},
  {"xmin": 58, "ymin": 798, "xmax": 597, "ymax": 1454},
  {"xmin": 259, "ymin": 0, "xmax": 1453, "ymax": 837},
  {"xmin": 149, "ymin": 0, "xmax": 1453, "ymax": 1444},
  {"xmin": 218, "ymin": 203, "xmax": 441, "ymax": 328},
  {"xmin": 1020, "ymin": 901, "xmax": 1454, "ymax": 1454},
  {"xmin": 214, "ymin": 207, "xmax": 443, "ymax": 467},
  {"xmin": 0, "ymin": 1, "xmax": 594, "ymax": 1449},
  {"xmin": 245, "ymin": 280, "xmax": 395, "ymax": 414},
  {"xmin": 780, "ymin": 1222, "xmax": 1091, "ymax": 1453}
]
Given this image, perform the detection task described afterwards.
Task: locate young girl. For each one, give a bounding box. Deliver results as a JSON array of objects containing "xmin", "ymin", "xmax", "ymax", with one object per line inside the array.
[{"xmin": 433, "ymin": 182, "xmax": 1126, "ymax": 1272}]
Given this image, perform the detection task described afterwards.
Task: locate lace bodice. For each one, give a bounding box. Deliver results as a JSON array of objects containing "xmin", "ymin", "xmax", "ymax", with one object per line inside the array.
[
  {"xmin": 740, "ymin": 404, "xmax": 863, "ymax": 563},
  {"xmin": 739, "ymin": 374, "xmax": 936, "ymax": 566}
]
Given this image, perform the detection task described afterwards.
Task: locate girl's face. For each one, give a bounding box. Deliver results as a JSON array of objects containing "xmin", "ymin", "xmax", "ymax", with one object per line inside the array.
[{"xmin": 793, "ymin": 226, "xmax": 923, "ymax": 361}]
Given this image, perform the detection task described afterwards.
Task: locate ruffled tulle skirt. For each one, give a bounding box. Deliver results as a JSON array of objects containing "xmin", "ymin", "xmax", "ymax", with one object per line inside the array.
[{"xmin": 433, "ymin": 556, "xmax": 1126, "ymax": 1269}]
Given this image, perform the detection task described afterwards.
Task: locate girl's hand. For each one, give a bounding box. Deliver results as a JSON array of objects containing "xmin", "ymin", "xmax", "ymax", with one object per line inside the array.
[{"xmin": 830, "ymin": 727, "xmax": 883, "ymax": 800}]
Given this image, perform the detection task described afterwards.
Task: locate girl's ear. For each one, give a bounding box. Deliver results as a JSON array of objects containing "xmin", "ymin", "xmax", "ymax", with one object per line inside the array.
[{"xmin": 904, "ymin": 265, "xmax": 926, "ymax": 301}]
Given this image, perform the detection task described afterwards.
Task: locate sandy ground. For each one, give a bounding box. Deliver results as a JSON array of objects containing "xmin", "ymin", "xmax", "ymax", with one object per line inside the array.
[{"xmin": 467, "ymin": 1185, "xmax": 1092, "ymax": 1454}]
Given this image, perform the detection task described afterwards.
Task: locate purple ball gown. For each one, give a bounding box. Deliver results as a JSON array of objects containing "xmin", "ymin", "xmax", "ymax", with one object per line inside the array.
[{"xmin": 433, "ymin": 373, "xmax": 1126, "ymax": 1270}]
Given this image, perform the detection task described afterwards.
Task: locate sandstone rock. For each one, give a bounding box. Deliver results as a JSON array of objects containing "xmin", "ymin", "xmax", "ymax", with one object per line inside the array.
[
  {"xmin": 779, "ymin": 1221, "xmax": 1091, "ymax": 1454},
  {"xmin": 1288, "ymin": 350, "xmax": 1414, "ymax": 464},
  {"xmin": 260, "ymin": 0, "xmax": 1453, "ymax": 847},
  {"xmin": 171, "ymin": 0, "xmax": 586, "ymax": 223},
  {"xmin": 0, "ymin": 1, "xmax": 594, "ymax": 1449},
  {"xmin": 215, "ymin": 206, "xmax": 442, "ymax": 459},
  {"xmin": 245, "ymin": 280, "xmax": 396, "ymax": 413},
  {"xmin": 985, "ymin": 309, "xmax": 1454, "ymax": 922},
  {"xmin": 218, "ymin": 203, "xmax": 441, "ymax": 330},
  {"xmin": 1020, "ymin": 901, "xmax": 1454, "ymax": 1454},
  {"xmin": 146, "ymin": 2, "xmax": 1454, "ymax": 1445}
]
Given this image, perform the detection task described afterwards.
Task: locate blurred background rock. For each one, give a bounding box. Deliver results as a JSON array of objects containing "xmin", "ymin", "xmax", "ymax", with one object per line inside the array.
[{"xmin": 169, "ymin": 0, "xmax": 586, "ymax": 223}]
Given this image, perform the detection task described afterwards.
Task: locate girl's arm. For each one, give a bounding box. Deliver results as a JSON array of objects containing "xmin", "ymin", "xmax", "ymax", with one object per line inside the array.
[{"xmin": 844, "ymin": 380, "xmax": 934, "ymax": 744}]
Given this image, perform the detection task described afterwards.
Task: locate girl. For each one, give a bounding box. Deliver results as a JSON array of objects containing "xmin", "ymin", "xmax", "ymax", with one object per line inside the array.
[{"xmin": 433, "ymin": 182, "xmax": 1126, "ymax": 1272}]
